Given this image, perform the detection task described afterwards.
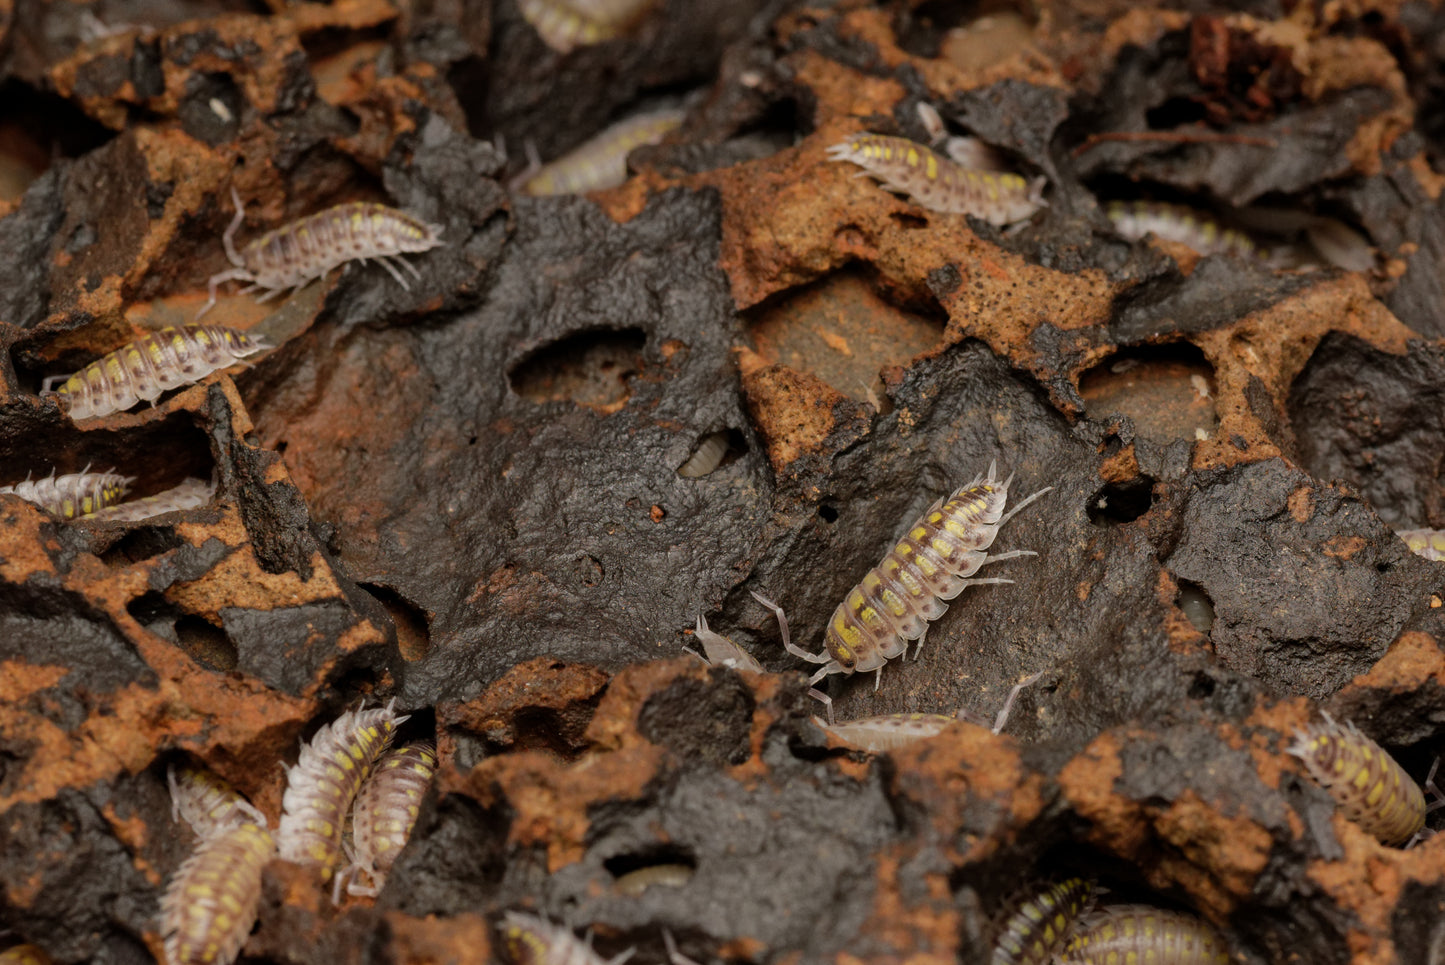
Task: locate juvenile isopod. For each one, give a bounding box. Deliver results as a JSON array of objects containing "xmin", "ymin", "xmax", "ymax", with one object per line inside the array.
[
  {"xmin": 826, "ymin": 134, "xmax": 1046, "ymax": 225},
  {"xmin": 277, "ymin": 700, "xmax": 407, "ymax": 881},
  {"xmin": 822, "ymin": 671, "xmax": 1043, "ymax": 751},
  {"xmin": 0, "ymin": 466, "xmax": 132, "ymax": 519},
  {"xmin": 1287, "ymin": 711, "xmax": 1440, "ymax": 846},
  {"xmin": 341, "ymin": 740, "xmax": 437, "ymax": 899},
  {"xmin": 1104, "ymin": 201, "xmax": 1267, "ymax": 262},
  {"xmin": 676, "ymin": 431, "xmax": 730, "ymax": 478},
  {"xmin": 518, "ymin": 107, "xmax": 685, "ymax": 196},
  {"xmin": 88, "ymin": 478, "xmax": 215, "ymax": 523},
  {"xmin": 915, "ymin": 102, "xmax": 1010, "ymax": 172},
  {"xmin": 1058, "ymin": 905, "xmax": 1229, "ymax": 965},
  {"xmin": 1398, "ymin": 528, "xmax": 1445, "ymax": 563},
  {"xmin": 991, "ymin": 878, "xmax": 1097, "ymax": 965},
  {"xmin": 774, "ymin": 462, "xmax": 1050, "ymax": 721},
  {"xmin": 42, "ymin": 325, "xmax": 267, "ymax": 420},
  {"xmin": 612, "ymin": 863, "xmax": 693, "ymax": 896},
  {"xmin": 168, "ymin": 763, "xmax": 267, "ymax": 839},
  {"xmin": 516, "ymin": 0, "xmax": 657, "ymax": 54},
  {"xmin": 198, "ymin": 188, "xmax": 445, "ymax": 319},
  {"xmin": 159, "ymin": 821, "xmax": 274, "ymax": 965},
  {"xmin": 498, "ymin": 911, "xmax": 636, "ymax": 965}
]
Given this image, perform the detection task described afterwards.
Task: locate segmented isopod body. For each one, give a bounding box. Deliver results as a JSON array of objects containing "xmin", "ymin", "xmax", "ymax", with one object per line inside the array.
[
  {"xmin": 498, "ymin": 911, "xmax": 636, "ymax": 965},
  {"xmin": 520, "ymin": 107, "xmax": 685, "ymax": 196},
  {"xmin": 1105, "ymin": 201, "xmax": 1266, "ymax": 262},
  {"xmin": 199, "ymin": 189, "xmax": 445, "ymax": 319},
  {"xmin": 168, "ymin": 764, "xmax": 267, "ymax": 839},
  {"xmin": 1399, "ymin": 528, "xmax": 1445, "ymax": 563},
  {"xmin": 613, "ymin": 863, "xmax": 693, "ymax": 896},
  {"xmin": 1287, "ymin": 711, "xmax": 1427, "ymax": 846},
  {"xmin": 1058, "ymin": 905, "xmax": 1229, "ymax": 965},
  {"xmin": 516, "ymin": 0, "xmax": 656, "ymax": 54},
  {"xmin": 826, "ymin": 134, "xmax": 1046, "ymax": 225},
  {"xmin": 822, "ymin": 672, "xmax": 1042, "ymax": 749},
  {"xmin": 160, "ymin": 821, "xmax": 274, "ymax": 965},
  {"xmin": 991, "ymin": 878, "xmax": 1097, "ymax": 965},
  {"xmin": 277, "ymin": 700, "xmax": 407, "ymax": 880},
  {"xmin": 88, "ymin": 478, "xmax": 215, "ymax": 523},
  {"xmin": 0, "ymin": 467, "xmax": 132, "ymax": 519},
  {"xmin": 343, "ymin": 741, "xmax": 437, "ymax": 898},
  {"xmin": 676, "ymin": 431, "xmax": 729, "ymax": 478},
  {"xmin": 0, "ymin": 946, "xmax": 52, "ymax": 965},
  {"xmin": 42, "ymin": 325, "xmax": 267, "ymax": 420},
  {"xmin": 778, "ymin": 462, "xmax": 1049, "ymax": 721},
  {"xmin": 686, "ymin": 613, "xmax": 766, "ymax": 672}
]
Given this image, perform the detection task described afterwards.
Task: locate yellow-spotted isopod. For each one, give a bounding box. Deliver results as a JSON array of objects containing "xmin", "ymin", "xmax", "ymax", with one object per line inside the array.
[
  {"xmin": 826, "ymin": 134, "xmax": 1046, "ymax": 225},
  {"xmin": 198, "ymin": 188, "xmax": 445, "ymax": 319},
  {"xmin": 277, "ymin": 700, "xmax": 406, "ymax": 881},
  {"xmin": 775, "ymin": 462, "xmax": 1050, "ymax": 721},
  {"xmin": 990, "ymin": 878, "xmax": 1097, "ymax": 965},
  {"xmin": 42, "ymin": 326, "xmax": 267, "ymax": 420},
  {"xmin": 1287, "ymin": 711, "xmax": 1440, "ymax": 847},
  {"xmin": 341, "ymin": 741, "xmax": 437, "ymax": 899},
  {"xmin": 159, "ymin": 821, "xmax": 274, "ymax": 965},
  {"xmin": 0, "ymin": 466, "xmax": 132, "ymax": 518}
]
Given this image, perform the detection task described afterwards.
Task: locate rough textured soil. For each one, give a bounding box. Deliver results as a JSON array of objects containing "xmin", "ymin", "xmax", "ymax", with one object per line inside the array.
[{"xmin": 1, "ymin": 0, "xmax": 1445, "ymax": 963}]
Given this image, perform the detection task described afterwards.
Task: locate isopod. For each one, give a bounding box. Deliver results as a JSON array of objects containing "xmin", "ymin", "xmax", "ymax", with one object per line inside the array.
[
  {"xmin": 498, "ymin": 911, "xmax": 636, "ymax": 965},
  {"xmin": 686, "ymin": 614, "xmax": 766, "ymax": 672},
  {"xmin": 1058, "ymin": 905, "xmax": 1229, "ymax": 965},
  {"xmin": 198, "ymin": 188, "xmax": 445, "ymax": 319},
  {"xmin": 826, "ymin": 134, "xmax": 1046, "ymax": 225},
  {"xmin": 516, "ymin": 0, "xmax": 657, "ymax": 54},
  {"xmin": 0, "ymin": 466, "xmax": 132, "ymax": 519},
  {"xmin": 1287, "ymin": 711, "xmax": 1439, "ymax": 846},
  {"xmin": 776, "ymin": 462, "xmax": 1050, "ymax": 721},
  {"xmin": 277, "ymin": 700, "xmax": 407, "ymax": 880},
  {"xmin": 991, "ymin": 878, "xmax": 1097, "ymax": 965},
  {"xmin": 87, "ymin": 478, "xmax": 215, "ymax": 523},
  {"xmin": 1399, "ymin": 528, "xmax": 1445, "ymax": 563},
  {"xmin": 822, "ymin": 671, "xmax": 1043, "ymax": 751},
  {"xmin": 518, "ymin": 107, "xmax": 685, "ymax": 196},
  {"xmin": 41, "ymin": 325, "xmax": 267, "ymax": 420},
  {"xmin": 676, "ymin": 431, "xmax": 730, "ymax": 478},
  {"xmin": 342, "ymin": 741, "xmax": 437, "ymax": 899},
  {"xmin": 1105, "ymin": 201, "xmax": 1267, "ymax": 262},
  {"xmin": 915, "ymin": 102, "xmax": 1009, "ymax": 172},
  {"xmin": 159, "ymin": 820, "xmax": 274, "ymax": 965},
  {"xmin": 613, "ymin": 863, "xmax": 693, "ymax": 896},
  {"xmin": 168, "ymin": 763, "xmax": 267, "ymax": 839}
]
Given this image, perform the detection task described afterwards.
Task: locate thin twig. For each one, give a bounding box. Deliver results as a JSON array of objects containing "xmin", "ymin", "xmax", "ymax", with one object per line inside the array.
[{"xmin": 1071, "ymin": 129, "xmax": 1278, "ymax": 159}]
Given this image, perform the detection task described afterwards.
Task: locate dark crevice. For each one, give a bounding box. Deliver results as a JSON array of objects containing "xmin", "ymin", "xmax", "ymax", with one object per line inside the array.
[
  {"xmin": 1087, "ymin": 477, "xmax": 1156, "ymax": 525},
  {"xmin": 509, "ymin": 328, "xmax": 648, "ymax": 411}
]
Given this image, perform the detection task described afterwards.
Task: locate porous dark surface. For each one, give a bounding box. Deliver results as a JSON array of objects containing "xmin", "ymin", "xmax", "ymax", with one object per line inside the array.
[{"xmin": 1, "ymin": 1, "xmax": 1444, "ymax": 964}]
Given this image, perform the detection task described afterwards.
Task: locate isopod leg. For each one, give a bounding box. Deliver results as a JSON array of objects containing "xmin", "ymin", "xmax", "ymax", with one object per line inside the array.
[
  {"xmin": 990, "ymin": 671, "xmax": 1044, "ymax": 734},
  {"xmin": 910, "ymin": 626, "xmax": 929, "ymax": 660},
  {"xmin": 391, "ymin": 254, "xmax": 423, "ymax": 280},
  {"xmin": 253, "ymin": 285, "xmax": 285, "ymax": 304},
  {"xmin": 982, "ymin": 549, "xmax": 1037, "ymax": 565},
  {"xmin": 373, "ymin": 255, "xmax": 412, "ymax": 290},
  {"xmin": 750, "ymin": 591, "xmax": 828, "ymax": 665},
  {"xmin": 199, "ymin": 268, "xmax": 255, "ymax": 320},
  {"xmin": 1426, "ymin": 757, "xmax": 1445, "ymax": 812},
  {"xmin": 223, "ymin": 187, "xmax": 247, "ymax": 267},
  {"xmin": 663, "ymin": 929, "xmax": 704, "ymax": 965},
  {"xmin": 998, "ymin": 485, "xmax": 1055, "ymax": 527},
  {"xmin": 807, "ymin": 686, "xmax": 835, "ymax": 725}
]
